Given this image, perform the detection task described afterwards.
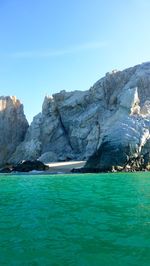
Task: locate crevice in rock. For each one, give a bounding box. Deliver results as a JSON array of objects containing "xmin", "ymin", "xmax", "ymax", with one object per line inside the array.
[{"xmin": 56, "ymin": 107, "xmax": 74, "ymax": 152}]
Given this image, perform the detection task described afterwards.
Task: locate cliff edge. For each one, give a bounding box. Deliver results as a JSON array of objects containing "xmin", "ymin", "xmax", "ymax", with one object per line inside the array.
[
  {"xmin": 0, "ymin": 96, "xmax": 28, "ymax": 166},
  {"xmin": 4, "ymin": 62, "xmax": 150, "ymax": 171}
]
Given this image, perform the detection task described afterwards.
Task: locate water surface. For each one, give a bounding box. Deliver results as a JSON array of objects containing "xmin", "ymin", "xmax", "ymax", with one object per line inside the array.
[{"xmin": 0, "ymin": 172, "xmax": 150, "ymax": 265}]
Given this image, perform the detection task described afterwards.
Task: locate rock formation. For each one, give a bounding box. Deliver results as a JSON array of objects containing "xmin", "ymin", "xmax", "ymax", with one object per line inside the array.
[
  {"xmin": 85, "ymin": 87, "xmax": 150, "ymax": 171},
  {"xmin": 3, "ymin": 62, "xmax": 150, "ymax": 171},
  {"xmin": 0, "ymin": 160, "xmax": 49, "ymax": 173},
  {"xmin": 0, "ymin": 96, "xmax": 28, "ymax": 166}
]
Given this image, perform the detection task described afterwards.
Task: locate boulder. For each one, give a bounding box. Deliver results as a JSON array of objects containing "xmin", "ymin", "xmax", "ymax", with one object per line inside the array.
[
  {"xmin": 13, "ymin": 160, "xmax": 49, "ymax": 172},
  {"xmin": 0, "ymin": 167, "xmax": 13, "ymax": 173}
]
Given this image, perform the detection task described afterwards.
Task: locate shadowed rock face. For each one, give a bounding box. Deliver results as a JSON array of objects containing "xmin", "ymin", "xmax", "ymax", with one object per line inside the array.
[
  {"xmin": 85, "ymin": 118, "xmax": 150, "ymax": 171},
  {"xmin": 0, "ymin": 96, "xmax": 29, "ymax": 166},
  {"xmin": 86, "ymin": 85, "xmax": 150, "ymax": 171},
  {"xmin": 8, "ymin": 62, "xmax": 150, "ymax": 170}
]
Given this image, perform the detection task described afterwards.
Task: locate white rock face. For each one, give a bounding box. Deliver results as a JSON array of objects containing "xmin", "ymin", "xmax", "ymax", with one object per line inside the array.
[
  {"xmin": 9, "ymin": 62, "xmax": 150, "ymax": 169},
  {"xmin": 0, "ymin": 96, "xmax": 28, "ymax": 166}
]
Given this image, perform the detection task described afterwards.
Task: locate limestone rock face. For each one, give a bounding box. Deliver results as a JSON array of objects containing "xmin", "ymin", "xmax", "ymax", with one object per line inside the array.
[
  {"xmin": 0, "ymin": 96, "xmax": 28, "ymax": 166},
  {"xmin": 10, "ymin": 62, "xmax": 150, "ymax": 170}
]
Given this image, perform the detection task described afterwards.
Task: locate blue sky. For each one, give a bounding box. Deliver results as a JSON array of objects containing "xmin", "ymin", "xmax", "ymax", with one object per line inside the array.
[{"xmin": 0, "ymin": 0, "xmax": 150, "ymax": 123}]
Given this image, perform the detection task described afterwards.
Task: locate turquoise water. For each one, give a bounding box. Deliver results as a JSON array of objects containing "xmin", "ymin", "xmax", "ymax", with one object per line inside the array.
[{"xmin": 0, "ymin": 173, "xmax": 150, "ymax": 266}]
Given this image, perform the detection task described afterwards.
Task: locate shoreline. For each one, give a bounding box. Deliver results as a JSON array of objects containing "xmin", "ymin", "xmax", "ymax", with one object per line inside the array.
[
  {"xmin": 45, "ymin": 161, "xmax": 86, "ymax": 174},
  {"xmin": 0, "ymin": 161, "xmax": 86, "ymax": 175},
  {"xmin": 0, "ymin": 160, "xmax": 149, "ymax": 175}
]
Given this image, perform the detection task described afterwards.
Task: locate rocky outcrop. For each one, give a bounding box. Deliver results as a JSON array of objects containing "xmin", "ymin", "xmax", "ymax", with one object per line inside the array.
[
  {"xmin": 0, "ymin": 160, "xmax": 49, "ymax": 173},
  {"xmin": 13, "ymin": 160, "xmax": 49, "ymax": 172},
  {"xmin": 85, "ymin": 70, "xmax": 150, "ymax": 171},
  {"xmin": 9, "ymin": 97, "xmax": 73, "ymax": 164},
  {"xmin": 8, "ymin": 62, "xmax": 150, "ymax": 171},
  {"xmin": 85, "ymin": 87, "xmax": 150, "ymax": 171},
  {"xmin": 0, "ymin": 96, "xmax": 28, "ymax": 166}
]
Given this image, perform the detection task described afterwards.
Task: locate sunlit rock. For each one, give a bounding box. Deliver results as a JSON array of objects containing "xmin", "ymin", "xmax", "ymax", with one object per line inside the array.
[
  {"xmin": 9, "ymin": 62, "xmax": 150, "ymax": 170},
  {"xmin": 0, "ymin": 96, "xmax": 28, "ymax": 166}
]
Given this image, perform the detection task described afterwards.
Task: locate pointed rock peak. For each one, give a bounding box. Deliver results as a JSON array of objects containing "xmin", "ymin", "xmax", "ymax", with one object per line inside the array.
[
  {"xmin": 42, "ymin": 95, "xmax": 56, "ymax": 115},
  {"xmin": 0, "ymin": 95, "xmax": 23, "ymax": 111}
]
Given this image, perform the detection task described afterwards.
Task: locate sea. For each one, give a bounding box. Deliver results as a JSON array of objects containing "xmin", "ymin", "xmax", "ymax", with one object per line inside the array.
[{"xmin": 0, "ymin": 172, "xmax": 150, "ymax": 266}]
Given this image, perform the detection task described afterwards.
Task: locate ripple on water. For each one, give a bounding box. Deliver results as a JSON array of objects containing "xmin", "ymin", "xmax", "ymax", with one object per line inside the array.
[{"xmin": 0, "ymin": 172, "xmax": 150, "ymax": 266}]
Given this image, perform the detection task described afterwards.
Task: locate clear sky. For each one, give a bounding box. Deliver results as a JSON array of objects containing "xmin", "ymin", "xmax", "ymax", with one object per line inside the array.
[{"xmin": 0, "ymin": 0, "xmax": 150, "ymax": 123}]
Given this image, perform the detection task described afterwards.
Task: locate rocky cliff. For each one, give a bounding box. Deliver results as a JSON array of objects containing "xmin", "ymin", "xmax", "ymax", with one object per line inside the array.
[
  {"xmin": 7, "ymin": 62, "xmax": 150, "ymax": 170},
  {"xmin": 0, "ymin": 96, "xmax": 28, "ymax": 166},
  {"xmin": 85, "ymin": 86, "xmax": 150, "ymax": 171}
]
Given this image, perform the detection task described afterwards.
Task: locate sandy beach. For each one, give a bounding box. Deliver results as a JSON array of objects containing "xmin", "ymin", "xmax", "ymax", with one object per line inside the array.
[{"xmin": 46, "ymin": 161, "xmax": 86, "ymax": 173}]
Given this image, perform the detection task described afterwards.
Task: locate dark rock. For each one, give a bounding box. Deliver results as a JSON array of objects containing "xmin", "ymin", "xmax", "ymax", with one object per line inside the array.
[
  {"xmin": 0, "ymin": 167, "xmax": 13, "ymax": 173},
  {"xmin": 13, "ymin": 160, "xmax": 49, "ymax": 172}
]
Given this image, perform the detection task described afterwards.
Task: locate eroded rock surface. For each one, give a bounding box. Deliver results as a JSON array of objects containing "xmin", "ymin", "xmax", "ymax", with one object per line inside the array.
[
  {"xmin": 8, "ymin": 62, "xmax": 150, "ymax": 170},
  {"xmin": 0, "ymin": 96, "xmax": 28, "ymax": 166}
]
